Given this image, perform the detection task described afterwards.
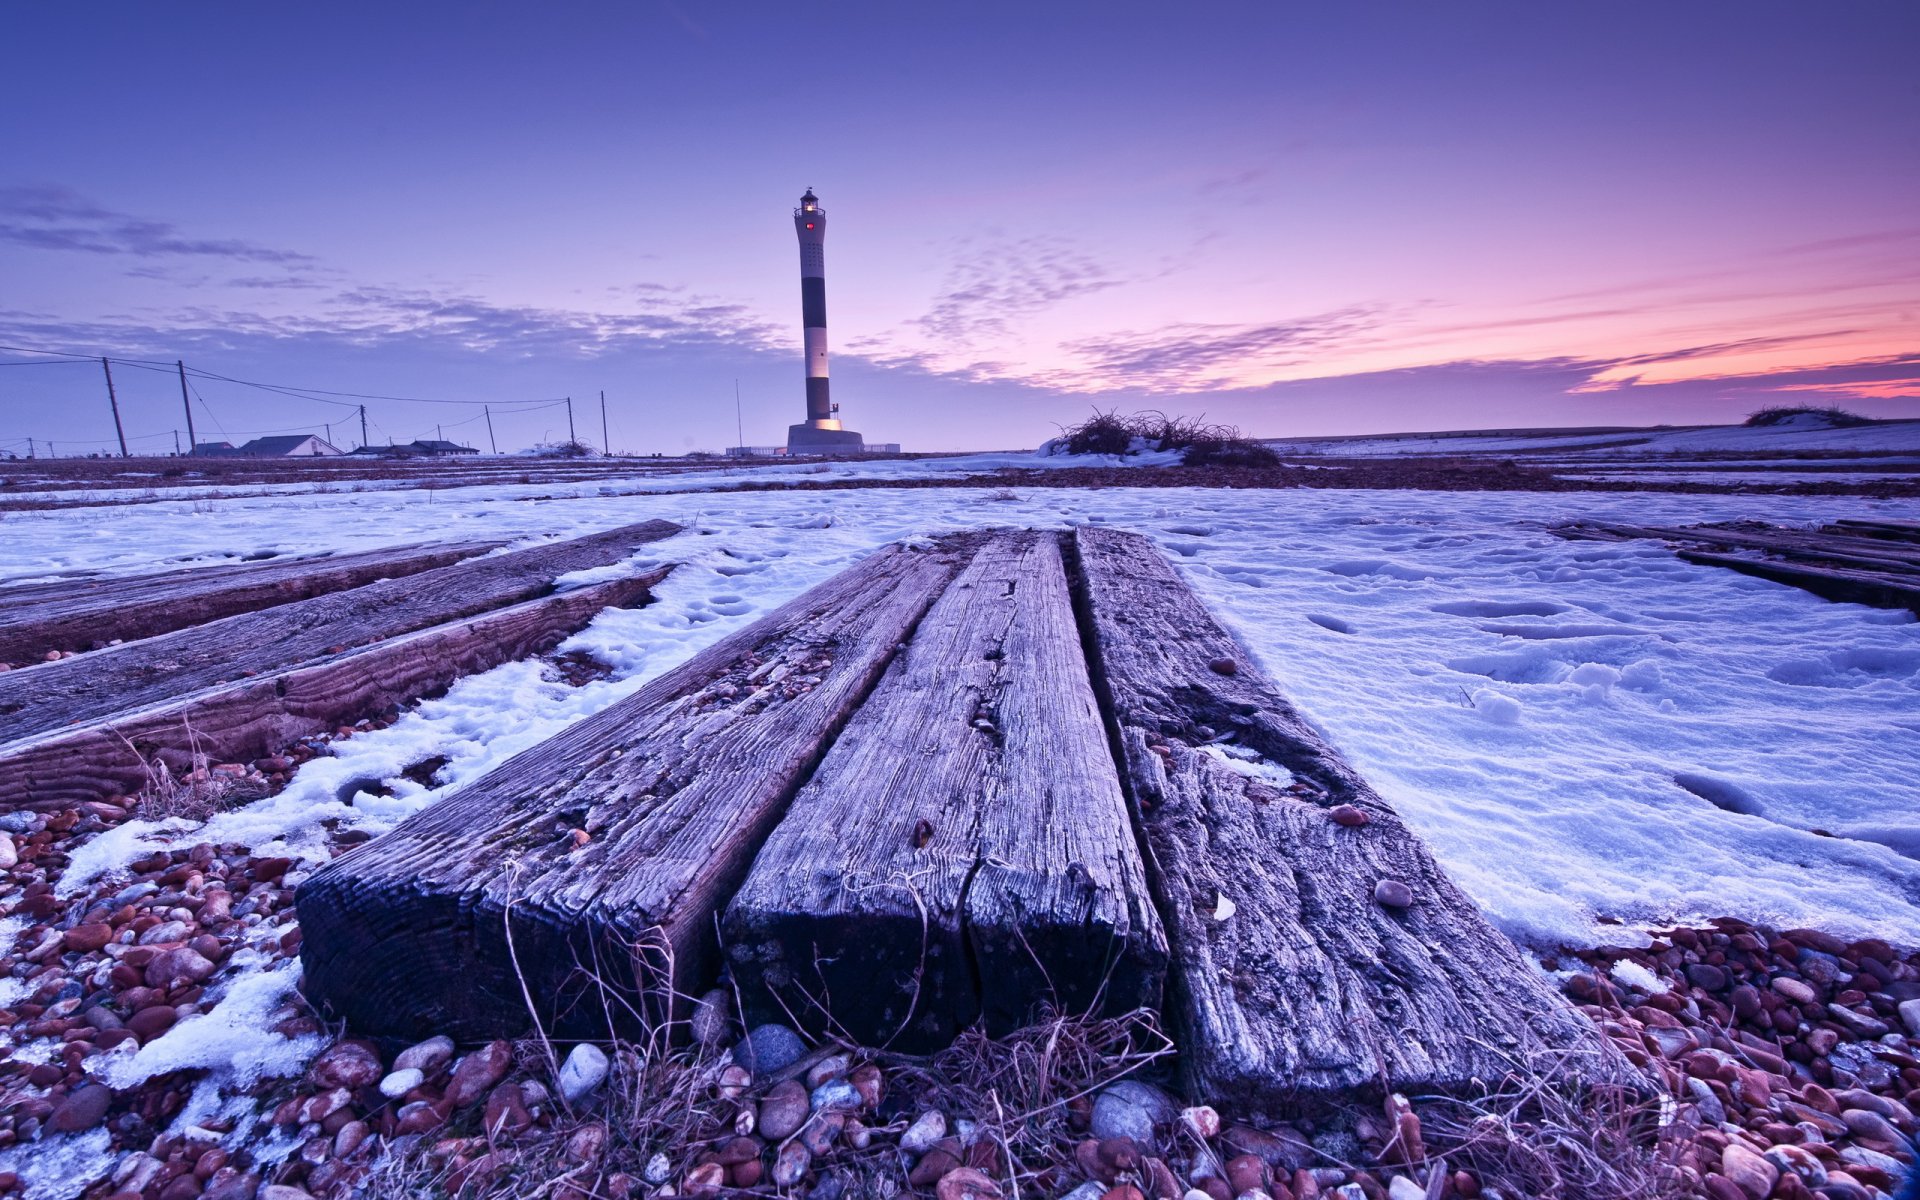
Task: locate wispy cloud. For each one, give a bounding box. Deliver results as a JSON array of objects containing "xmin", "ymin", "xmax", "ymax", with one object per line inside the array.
[
  {"xmin": 0, "ymin": 186, "xmax": 314, "ymax": 264},
  {"xmin": 1035, "ymin": 305, "xmax": 1394, "ymax": 392},
  {"xmin": 915, "ymin": 235, "xmax": 1122, "ymax": 345}
]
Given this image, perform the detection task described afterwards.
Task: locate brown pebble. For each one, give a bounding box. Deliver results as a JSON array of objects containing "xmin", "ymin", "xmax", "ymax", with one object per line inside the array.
[
  {"xmin": 1329, "ymin": 805, "xmax": 1368, "ymax": 828},
  {"xmin": 937, "ymin": 1168, "xmax": 1004, "ymax": 1200},
  {"xmin": 1208, "ymin": 658, "xmax": 1238, "ymax": 676}
]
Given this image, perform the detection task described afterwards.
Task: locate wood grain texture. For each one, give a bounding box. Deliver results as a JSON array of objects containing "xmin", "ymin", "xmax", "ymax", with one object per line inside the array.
[
  {"xmin": 0, "ymin": 519, "xmax": 680, "ymax": 741},
  {"xmin": 296, "ymin": 537, "xmax": 976, "ymax": 1044},
  {"xmin": 1556, "ymin": 520, "xmax": 1920, "ymax": 614},
  {"xmin": 0, "ymin": 568, "xmax": 669, "ymax": 812},
  {"xmin": 1069, "ymin": 526, "xmax": 1628, "ymax": 1114},
  {"xmin": 0, "ymin": 539, "xmax": 503, "ymax": 664},
  {"xmin": 724, "ymin": 531, "xmax": 1166, "ymax": 1051}
]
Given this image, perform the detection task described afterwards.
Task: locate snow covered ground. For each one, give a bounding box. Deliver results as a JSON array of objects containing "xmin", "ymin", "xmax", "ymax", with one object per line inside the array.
[
  {"xmin": 7, "ymin": 473, "xmax": 1918, "ymax": 952},
  {"xmin": 1270, "ymin": 415, "xmax": 1920, "ymax": 459}
]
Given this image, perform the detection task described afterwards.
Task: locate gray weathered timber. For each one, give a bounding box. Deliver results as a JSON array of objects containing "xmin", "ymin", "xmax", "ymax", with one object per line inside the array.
[
  {"xmin": 1555, "ymin": 520, "xmax": 1920, "ymax": 614},
  {"xmin": 0, "ymin": 539, "xmax": 503, "ymax": 665},
  {"xmin": 1069, "ymin": 526, "xmax": 1627, "ymax": 1113},
  {"xmin": 0, "ymin": 519, "xmax": 680, "ymax": 742},
  {"xmin": 725, "ymin": 531, "xmax": 1166, "ymax": 1051},
  {"xmin": 296, "ymin": 537, "xmax": 975, "ymax": 1043},
  {"xmin": 0, "ymin": 568, "xmax": 668, "ymax": 812}
]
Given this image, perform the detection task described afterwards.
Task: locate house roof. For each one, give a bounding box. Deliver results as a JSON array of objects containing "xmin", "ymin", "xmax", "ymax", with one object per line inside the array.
[
  {"xmin": 237, "ymin": 435, "xmax": 342, "ymax": 456},
  {"xmin": 409, "ymin": 439, "xmax": 478, "ymax": 453}
]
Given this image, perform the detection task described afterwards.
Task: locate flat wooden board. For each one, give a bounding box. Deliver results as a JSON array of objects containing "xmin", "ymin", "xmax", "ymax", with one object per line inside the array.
[
  {"xmin": 0, "ymin": 539, "xmax": 503, "ymax": 665},
  {"xmin": 724, "ymin": 531, "xmax": 1166, "ymax": 1050},
  {"xmin": 1069, "ymin": 526, "xmax": 1628, "ymax": 1112},
  {"xmin": 296, "ymin": 537, "xmax": 976, "ymax": 1043},
  {"xmin": 0, "ymin": 519, "xmax": 680, "ymax": 742},
  {"xmin": 0, "ymin": 568, "xmax": 668, "ymax": 812}
]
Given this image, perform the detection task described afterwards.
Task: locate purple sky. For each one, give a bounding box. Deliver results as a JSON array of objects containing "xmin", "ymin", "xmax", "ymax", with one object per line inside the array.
[{"xmin": 2, "ymin": 2, "xmax": 1916, "ymax": 455}]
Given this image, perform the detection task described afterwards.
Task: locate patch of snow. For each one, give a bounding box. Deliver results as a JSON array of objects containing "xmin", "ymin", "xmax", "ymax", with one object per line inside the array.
[
  {"xmin": 1198, "ymin": 742, "xmax": 1295, "ymax": 789},
  {"xmin": 1609, "ymin": 958, "xmax": 1668, "ymax": 993}
]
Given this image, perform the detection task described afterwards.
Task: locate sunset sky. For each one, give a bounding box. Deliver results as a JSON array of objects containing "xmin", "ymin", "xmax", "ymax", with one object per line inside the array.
[{"xmin": 2, "ymin": 2, "xmax": 1916, "ymax": 455}]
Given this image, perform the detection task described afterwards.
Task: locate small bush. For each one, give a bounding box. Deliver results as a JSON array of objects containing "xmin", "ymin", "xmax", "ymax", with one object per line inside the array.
[
  {"xmin": 1744, "ymin": 405, "xmax": 1872, "ymax": 428},
  {"xmin": 1053, "ymin": 409, "xmax": 1279, "ymax": 467}
]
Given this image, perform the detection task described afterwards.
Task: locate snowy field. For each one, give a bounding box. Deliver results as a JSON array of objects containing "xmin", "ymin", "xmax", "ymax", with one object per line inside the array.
[
  {"xmin": 1270, "ymin": 415, "xmax": 1920, "ymax": 459},
  {"xmin": 6, "ymin": 471, "xmax": 1918, "ymax": 955}
]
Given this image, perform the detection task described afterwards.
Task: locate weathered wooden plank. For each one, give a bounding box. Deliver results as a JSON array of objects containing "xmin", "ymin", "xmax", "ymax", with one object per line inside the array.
[
  {"xmin": 0, "ymin": 539, "xmax": 504, "ymax": 665},
  {"xmin": 0, "ymin": 567, "xmax": 669, "ymax": 812},
  {"xmin": 1554, "ymin": 521, "xmax": 1920, "ymax": 613},
  {"xmin": 1675, "ymin": 550, "xmax": 1920, "ymax": 615},
  {"xmin": 0, "ymin": 519, "xmax": 679, "ymax": 742},
  {"xmin": 1830, "ymin": 517, "xmax": 1920, "ymax": 546},
  {"xmin": 1069, "ymin": 526, "xmax": 1627, "ymax": 1113},
  {"xmin": 724, "ymin": 531, "xmax": 1166, "ymax": 1051},
  {"xmin": 296, "ymin": 537, "xmax": 977, "ymax": 1043}
]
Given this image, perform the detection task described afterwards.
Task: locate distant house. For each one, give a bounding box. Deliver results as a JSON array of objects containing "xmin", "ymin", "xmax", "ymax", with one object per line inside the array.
[
  {"xmin": 234, "ymin": 435, "xmax": 344, "ymax": 458},
  {"xmin": 191, "ymin": 441, "xmax": 240, "ymax": 457},
  {"xmin": 406, "ymin": 439, "xmax": 479, "ymax": 457}
]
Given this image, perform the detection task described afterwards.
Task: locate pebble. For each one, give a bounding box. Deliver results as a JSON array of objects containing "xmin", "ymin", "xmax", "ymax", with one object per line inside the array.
[
  {"xmin": 810, "ymin": 1079, "xmax": 861, "ymax": 1112},
  {"xmin": 1328, "ymin": 805, "xmax": 1368, "ymax": 828},
  {"xmin": 772, "ymin": 1141, "xmax": 812, "ymax": 1188},
  {"xmin": 1898, "ymin": 997, "xmax": 1920, "ymax": 1037},
  {"xmin": 1771, "ymin": 975, "xmax": 1817, "ymax": 1004},
  {"xmin": 937, "ymin": 1167, "xmax": 1004, "ymax": 1200},
  {"xmin": 1386, "ymin": 1179, "xmax": 1425, "ymax": 1200},
  {"xmin": 1207, "ymin": 657, "xmax": 1238, "ymax": 677},
  {"xmin": 308, "ymin": 1039, "xmax": 383, "ymax": 1090},
  {"xmin": 558, "ymin": 1043, "xmax": 609, "ymax": 1104},
  {"xmin": 690, "ymin": 988, "xmax": 732, "ymax": 1048},
  {"xmin": 760, "ymin": 1078, "xmax": 810, "ymax": 1140},
  {"xmin": 1090, "ymin": 1080, "xmax": 1178, "ymax": 1147},
  {"xmin": 49, "ymin": 1082, "xmax": 112, "ymax": 1132},
  {"xmin": 445, "ymin": 1040, "xmax": 513, "ymax": 1108},
  {"xmin": 378, "ymin": 1068, "xmax": 424, "ymax": 1099},
  {"xmin": 901, "ymin": 1110, "xmax": 949, "ymax": 1156},
  {"xmin": 394, "ymin": 1034, "xmax": 456, "ymax": 1074},
  {"xmin": 1372, "ymin": 879, "xmax": 1413, "ymax": 909},
  {"xmin": 733, "ymin": 1023, "xmax": 808, "ymax": 1073},
  {"xmin": 1719, "ymin": 1138, "xmax": 1780, "ymax": 1199}
]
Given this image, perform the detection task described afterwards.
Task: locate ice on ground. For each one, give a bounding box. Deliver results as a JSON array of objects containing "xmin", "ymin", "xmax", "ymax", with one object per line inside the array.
[
  {"xmin": 1198, "ymin": 743, "xmax": 1295, "ymax": 789},
  {"xmin": 7, "ymin": 476, "xmax": 1920, "ymax": 955},
  {"xmin": 90, "ymin": 953, "xmax": 322, "ymax": 1091},
  {"xmin": 1609, "ymin": 958, "xmax": 1669, "ymax": 994}
]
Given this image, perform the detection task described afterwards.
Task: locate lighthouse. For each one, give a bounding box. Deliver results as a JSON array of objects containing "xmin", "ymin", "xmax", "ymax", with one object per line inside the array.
[{"xmin": 787, "ymin": 188, "xmax": 865, "ymax": 454}]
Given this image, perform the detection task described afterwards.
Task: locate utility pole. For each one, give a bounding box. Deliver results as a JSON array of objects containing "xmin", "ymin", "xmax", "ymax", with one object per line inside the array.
[
  {"xmin": 566, "ymin": 397, "xmax": 576, "ymax": 446},
  {"xmin": 600, "ymin": 390, "xmax": 609, "ymax": 456},
  {"xmin": 437, "ymin": 424, "xmax": 443, "ymax": 443},
  {"xmin": 176, "ymin": 361, "xmax": 197, "ymax": 452},
  {"xmin": 26, "ymin": 437, "xmax": 34, "ymax": 459},
  {"xmin": 173, "ymin": 430, "xmax": 181, "ymax": 455},
  {"xmin": 484, "ymin": 405, "xmax": 497, "ymax": 455},
  {"xmin": 734, "ymin": 380, "xmax": 744, "ymax": 455},
  {"xmin": 101, "ymin": 358, "xmax": 129, "ymax": 457},
  {"xmin": 358, "ymin": 404, "xmax": 369, "ymax": 450},
  {"xmin": 325, "ymin": 422, "xmax": 333, "ymax": 446}
]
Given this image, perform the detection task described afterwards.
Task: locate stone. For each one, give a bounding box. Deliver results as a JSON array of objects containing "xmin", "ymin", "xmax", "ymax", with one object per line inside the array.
[
  {"xmin": 1328, "ymin": 805, "xmax": 1368, "ymax": 827},
  {"xmin": 127, "ymin": 1005, "xmax": 178, "ymax": 1043},
  {"xmin": 1386, "ymin": 1179, "xmax": 1425, "ymax": 1200},
  {"xmin": 1826, "ymin": 1004, "xmax": 1889, "ymax": 1038},
  {"xmin": 760, "ymin": 1079, "xmax": 810, "ymax": 1140},
  {"xmin": 849, "ymin": 1063, "xmax": 884, "ymax": 1109},
  {"xmin": 309, "ymin": 1039, "xmax": 383, "ymax": 1090},
  {"xmin": 445, "ymin": 1041, "xmax": 513, "ymax": 1108},
  {"xmin": 733, "ymin": 1023, "xmax": 807, "ymax": 1073},
  {"xmin": 901, "ymin": 1110, "xmax": 949, "ymax": 1156},
  {"xmin": 1718, "ymin": 1142, "xmax": 1778, "ymax": 1200},
  {"xmin": 49, "ymin": 1083, "xmax": 112, "ymax": 1132},
  {"xmin": 1225, "ymin": 1156, "xmax": 1268, "ymax": 1196},
  {"xmin": 912, "ymin": 1147, "xmax": 964, "ymax": 1187},
  {"xmin": 691, "ymin": 989, "xmax": 732, "ymax": 1048},
  {"xmin": 1841, "ymin": 1108, "xmax": 1903, "ymax": 1146},
  {"xmin": 1771, "ymin": 976, "xmax": 1816, "ymax": 1005},
  {"xmin": 1373, "ymin": 879, "xmax": 1414, "ymax": 909},
  {"xmin": 558, "ymin": 1043, "xmax": 609, "ymax": 1104},
  {"xmin": 1181, "ymin": 1106, "xmax": 1220, "ymax": 1139},
  {"xmin": 63, "ymin": 924, "xmax": 114, "ymax": 953},
  {"xmin": 1222, "ymin": 1125, "xmax": 1313, "ymax": 1172},
  {"xmin": 1898, "ymin": 997, "xmax": 1920, "ymax": 1038},
  {"xmin": 1685, "ymin": 1077, "xmax": 1726, "ymax": 1125},
  {"xmin": 1686, "ymin": 963, "xmax": 1728, "ymax": 992},
  {"xmin": 379, "ymin": 1068, "xmax": 424, "ymax": 1099},
  {"xmin": 394, "ymin": 1035, "xmax": 456, "ymax": 1075},
  {"xmin": 1763, "ymin": 1145, "xmax": 1826, "ymax": 1187},
  {"xmin": 484, "ymin": 1082, "xmax": 533, "ymax": 1135},
  {"xmin": 772, "ymin": 1141, "xmax": 812, "ymax": 1188},
  {"xmin": 1091, "ymin": 1081, "xmax": 1178, "ymax": 1147},
  {"xmin": 937, "ymin": 1168, "xmax": 1003, "ymax": 1200},
  {"xmin": 806, "ymin": 1054, "xmax": 852, "ymax": 1089},
  {"xmin": 802, "ymin": 1111, "xmax": 845, "ymax": 1155},
  {"xmin": 811, "ymin": 1079, "xmax": 861, "ymax": 1111}
]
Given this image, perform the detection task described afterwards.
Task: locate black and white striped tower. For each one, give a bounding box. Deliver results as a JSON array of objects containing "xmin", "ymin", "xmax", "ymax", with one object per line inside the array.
[{"xmin": 787, "ymin": 188, "xmax": 864, "ymax": 454}]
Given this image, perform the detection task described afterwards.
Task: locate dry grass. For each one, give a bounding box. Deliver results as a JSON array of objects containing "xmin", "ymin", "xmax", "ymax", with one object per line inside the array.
[
  {"xmin": 120, "ymin": 722, "xmax": 271, "ymax": 821},
  {"xmin": 1745, "ymin": 404, "xmax": 1872, "ymax": 428},
  {"xmin": 1054, "ymin": 410, "xmax": 1281, "ymax": 468},
  {"xmin": 1401, "ymin": 1044, "xmax": 1686, "ymax": 1200}
]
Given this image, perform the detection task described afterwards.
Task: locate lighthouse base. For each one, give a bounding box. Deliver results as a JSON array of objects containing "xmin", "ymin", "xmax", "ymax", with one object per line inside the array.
[{"xmin": 786, "ymin": 423, "xmax": 865, "ymax": 455}]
